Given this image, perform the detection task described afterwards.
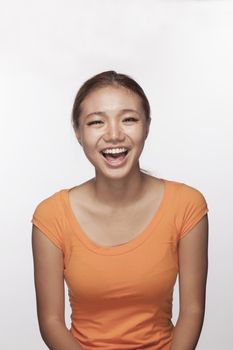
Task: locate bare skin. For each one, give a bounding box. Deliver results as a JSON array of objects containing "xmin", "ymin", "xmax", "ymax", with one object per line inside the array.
[
  {"xmin": 170, "ymin": 214, "xmax": 208, "ymax": 350},
  {"xmin": 68, "ymin": 174, "xmax": 164, "ymax": 247},
  {"xmin": 32, "ymin": 225, "xmax": 84, "ymax": 350},
  {"xmin": 32, "ymin": 85, "xmax": 208, "ymax": 350}
]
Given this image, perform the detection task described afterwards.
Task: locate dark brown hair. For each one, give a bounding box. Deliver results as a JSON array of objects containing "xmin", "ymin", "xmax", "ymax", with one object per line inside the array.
[{"xmin": 71, "ymin": 70, "xmax": 151, "ymax": 130}]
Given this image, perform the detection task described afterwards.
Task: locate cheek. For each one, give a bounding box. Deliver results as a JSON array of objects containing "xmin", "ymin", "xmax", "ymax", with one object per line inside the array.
[
  {"xmin": 81, "ymin": 129, "xmax": 100, "ymax": 147},
  {"xmin": 127, "ymin": 126, "xmax": 147, "ymax": 143}
]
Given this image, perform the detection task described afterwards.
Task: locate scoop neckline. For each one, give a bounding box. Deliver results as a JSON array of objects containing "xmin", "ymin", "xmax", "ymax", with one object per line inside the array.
[{"xmin": 61, "ymin": 178, "xmax": 170, "ymax": 255}]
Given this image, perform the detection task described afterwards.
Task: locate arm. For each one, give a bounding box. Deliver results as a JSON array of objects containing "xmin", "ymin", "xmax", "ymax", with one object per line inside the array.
[
  {"xmin": 31, "ymin": 225, "xmax": 84, "ymax": 350},
  {"xmin": 170, "ymin": 214, "xmax": 209, "ymax": 350}
]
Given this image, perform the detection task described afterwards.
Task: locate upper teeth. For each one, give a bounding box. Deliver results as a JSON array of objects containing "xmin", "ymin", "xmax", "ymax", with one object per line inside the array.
[{"xmin": 102, "ymin": 148, "xmax": 127, "ymax": 154}]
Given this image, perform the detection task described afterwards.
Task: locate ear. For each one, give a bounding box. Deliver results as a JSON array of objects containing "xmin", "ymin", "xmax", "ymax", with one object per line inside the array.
[
  {"xmin": 145, "ymin": 118, "xmax": 151, "ymax": 139},
  {"xmin": 74, "ymin": 128, "xmax": 82, "ymax": 147}
]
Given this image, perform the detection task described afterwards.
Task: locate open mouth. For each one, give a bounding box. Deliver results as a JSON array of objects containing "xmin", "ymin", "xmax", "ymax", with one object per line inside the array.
[
  {"xmin": 100, "ymin": 148, "xmax": 129, "ymax": 167},
  {"xmin": 101, "ymin": 150, "xmax": 128, "ymax": 159}
]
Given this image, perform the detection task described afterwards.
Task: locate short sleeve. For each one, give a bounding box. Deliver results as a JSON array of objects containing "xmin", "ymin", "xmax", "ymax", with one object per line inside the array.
[
  {"xmin": 176, "ymin": 183, "xmax": 209, "ymax": 240},
  {"xmin": 31, "ymin": 193, "xmax": 63, "ymax": 250}
]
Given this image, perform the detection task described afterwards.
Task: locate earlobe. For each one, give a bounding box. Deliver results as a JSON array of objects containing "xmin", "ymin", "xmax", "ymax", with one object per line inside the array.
[
  {"xmin": 145, "ymin": 119, "xmax": 151, "ymax": 139},
  {"xmin": 75, "ymin": 129, "xmax": 82, "ymax": 147},
  {"xmin": 145, "ymin": 127, "xmax": 150, "ymax": 139},
  {"xmin": 77, "ymin": 137, "xmax": 82, "ymax": 147}
]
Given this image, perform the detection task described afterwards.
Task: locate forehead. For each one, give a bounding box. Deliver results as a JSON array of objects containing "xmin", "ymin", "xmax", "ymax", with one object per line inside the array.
[{"xmin": 80, "ymin": 85, "xmax": 143, "ymax": 115}]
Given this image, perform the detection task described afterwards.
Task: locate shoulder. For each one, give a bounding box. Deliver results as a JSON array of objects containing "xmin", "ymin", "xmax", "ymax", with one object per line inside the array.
[
  {"xmin": 177, "ymin": 181, "xmax": 208, "ymax": 206},
  {"xmin": 163, "ymin": 177, "xmax": 207, "ymax": 202},
  {"xmin": 169, "ymin": 180, "xmax": 209, "ymax": 239},
  {"xmin": 68, "ymin": 178, "xmax": 96, "ymax": 209},
  {"xmin": 31, "ymin": 187, "xmax": 70, "ymax": 232},
  {"xmin": 31, "ymin": 189, "xmax": 67, "ymax": 250},
  {"xmin": 32, "ymin": 189, "xmax": 63, "ymax": 217}
]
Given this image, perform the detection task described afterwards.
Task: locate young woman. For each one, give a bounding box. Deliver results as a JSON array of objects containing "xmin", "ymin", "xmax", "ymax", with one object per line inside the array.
[{"xmin": 31, "ymin": 70, "xmax": 209, "ymax": 350}]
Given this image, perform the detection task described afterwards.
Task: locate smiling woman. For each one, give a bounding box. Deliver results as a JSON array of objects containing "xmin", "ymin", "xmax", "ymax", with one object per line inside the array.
[
  {"xmin": 31, "ymin": 70, "xmax": 209, "ymax": 350},
  {"xmin": 71, "ymin": 72, "xmax": 151, "ymax": 178}
]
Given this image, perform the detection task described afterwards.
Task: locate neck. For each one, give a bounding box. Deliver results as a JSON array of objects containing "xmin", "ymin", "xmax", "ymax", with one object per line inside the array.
[{"xmin": 90, "ymin": 165, "xmax": 147, "ymax": 209}]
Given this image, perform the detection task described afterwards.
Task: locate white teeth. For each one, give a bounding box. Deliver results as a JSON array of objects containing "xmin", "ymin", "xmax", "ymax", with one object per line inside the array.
[{"xmin": 102, "ymin": 148, "xmax": 127, "ymax": 154}]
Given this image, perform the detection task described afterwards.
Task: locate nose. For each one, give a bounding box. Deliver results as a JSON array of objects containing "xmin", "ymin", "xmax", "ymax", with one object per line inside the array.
[{"xmin": 103, "ymin": 120, "xmax": 125, "ymax": 143}]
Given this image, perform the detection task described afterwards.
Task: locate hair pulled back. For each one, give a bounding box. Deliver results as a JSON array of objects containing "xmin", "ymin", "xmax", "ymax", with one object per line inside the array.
[{"xmin": 71, "ymin": 70, "xmax": 151, "ymax": 130}]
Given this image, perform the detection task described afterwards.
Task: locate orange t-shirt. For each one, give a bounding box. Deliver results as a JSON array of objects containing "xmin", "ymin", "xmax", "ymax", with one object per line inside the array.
[{"xmin": 31, "ymin": 178, "xmax": 209, "ymax": 350}]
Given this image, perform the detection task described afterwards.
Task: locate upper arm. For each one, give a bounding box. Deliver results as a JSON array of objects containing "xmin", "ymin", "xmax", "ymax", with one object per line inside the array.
[
  {"xmin": 31, "ymin": 224, "xmax": 65, "ymax": 326},
  {"xmin": 178, "ymin": 214, "xmax": 209, "ymax": 314}
]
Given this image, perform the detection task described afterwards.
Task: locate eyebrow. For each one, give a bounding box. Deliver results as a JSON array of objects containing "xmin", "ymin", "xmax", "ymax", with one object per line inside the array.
[{"xmin": 85, "ymin": 109, "xmax": 141, "ymax": 118}]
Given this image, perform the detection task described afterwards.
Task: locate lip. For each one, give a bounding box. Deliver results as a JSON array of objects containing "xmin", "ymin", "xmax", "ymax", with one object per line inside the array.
[{"xmin": 100, "ymin": 149, "xmax": 130, "ymax": 168}]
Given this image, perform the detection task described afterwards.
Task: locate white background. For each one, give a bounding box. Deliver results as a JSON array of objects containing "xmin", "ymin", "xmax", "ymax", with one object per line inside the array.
[{"xmin": 0, "ymin": 0, "xmax": 232, "ymax": 349}]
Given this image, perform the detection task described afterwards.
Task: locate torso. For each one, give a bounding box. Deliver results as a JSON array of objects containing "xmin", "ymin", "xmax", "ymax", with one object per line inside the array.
[{"xmin": 68, "ymin": 175, "xmax": 165, "ymax": 247}]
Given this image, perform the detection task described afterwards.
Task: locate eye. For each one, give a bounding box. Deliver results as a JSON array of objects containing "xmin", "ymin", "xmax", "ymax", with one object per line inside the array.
[
  {"xmin": 123, "ymin": 117, "xmax": 138, "ymax": 123},
  {"xmin": 87, "ymin": 120, "xmax": 103, "ymax": 126}
]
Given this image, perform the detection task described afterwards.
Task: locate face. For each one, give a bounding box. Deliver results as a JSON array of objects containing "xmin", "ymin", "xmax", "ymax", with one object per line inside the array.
[{"xmin": 75, "ymin": 85, "xmax": 150, "ymax": 179}]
